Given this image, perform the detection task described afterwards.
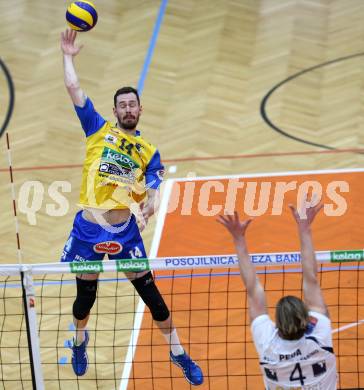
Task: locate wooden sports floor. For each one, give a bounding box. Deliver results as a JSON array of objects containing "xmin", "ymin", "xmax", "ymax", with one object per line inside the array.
[{"xmin": 1, "ymin": 0, "xmax": 364, "ymax": 389}]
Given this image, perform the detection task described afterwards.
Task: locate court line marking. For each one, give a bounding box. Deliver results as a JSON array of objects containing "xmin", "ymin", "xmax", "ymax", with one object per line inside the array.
[
  {"xmin": 169, "ymin": 167, "xmax": 364, "ymax": 182},
  {"xmin": 118, "ymin": 1, "xmax": 169, "ymax": 388},
  {"xmin": 119, "ymin": 170, "xmax": 173, "ymax": 389},
  {"xmin": 1, "ymin": 148, "xmax": 364, "ymax": 174},
  {"xmin": 136, "ymin": 0, "xmax": 168, "ymax": 95}
]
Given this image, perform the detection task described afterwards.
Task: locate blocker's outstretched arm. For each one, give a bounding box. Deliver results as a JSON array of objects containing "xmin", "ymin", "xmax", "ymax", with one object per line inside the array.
[
  {"xmin": 217, "ymin": 212, "xmax": 267, "ymax": 322},
  {"xmin": 289, "ymin": 200, "xmax": 329, "ymax": 317}
]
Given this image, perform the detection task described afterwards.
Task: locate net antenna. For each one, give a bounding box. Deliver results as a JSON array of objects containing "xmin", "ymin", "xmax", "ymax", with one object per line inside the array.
[{"xmin": 2, "ymin": 56, "xmax": 45, "ymax": 389}]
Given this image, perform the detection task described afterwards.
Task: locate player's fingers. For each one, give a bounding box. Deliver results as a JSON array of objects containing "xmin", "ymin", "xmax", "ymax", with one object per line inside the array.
[
  {"xmin": 310, "ymin": 192, "xmax": 319, "ymax": 205},
  {"xmin": 244, "ymin": 218, "xmax": 253, "ymax": 228},
  {"xmin": 313, "ymin": 203, "xmax": 324, "ymax": 214},
  {"xmin": 227, "ymin": 212, "xmax": 234, "ymax": 224},
  {"xmin": 224, "ymin": 213, "xmax": 234, "ymax": 221},
  {"xmin": 217, "ymin": 215, "xmax": 233, "ymax": 228},
  {"xmin": 298, "ymin": 189, "xmax": 312, "ymax": 209},
  {"xmin": 288, "ymin": 203, "xmax": 295, "ymax": 213},
  {"xmin": 235, "ymin": 211, "xmax": 244, "ymax": 224},
  {"xmin": 70, "ymin": 29, "xmax": 75, "ymax": 43},
  {"xmin": 288, "ymin": 204, "xmax": 299, "ymax": 219},
  {"xmin": 138, "ymin": 216, "xmax": 147, "ymax": 231},
  {"xmin": 216, "ymin": 215, "xmax": 228, "ymax": 225}
]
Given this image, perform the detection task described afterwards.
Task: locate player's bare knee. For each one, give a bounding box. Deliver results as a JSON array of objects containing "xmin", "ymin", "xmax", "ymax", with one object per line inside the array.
[
  {"xmin": 131, "ymin": 271, "xmax": 170, "ymax": 322},
  {"xmin": 73, "ymin": 277, "xmax": 98, "ymax": 320}
]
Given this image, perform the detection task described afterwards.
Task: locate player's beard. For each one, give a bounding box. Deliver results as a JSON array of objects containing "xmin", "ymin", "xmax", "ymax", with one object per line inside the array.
[{"xmin": 118, "ymin": 113, "xmax": 140, "ymax": 131}]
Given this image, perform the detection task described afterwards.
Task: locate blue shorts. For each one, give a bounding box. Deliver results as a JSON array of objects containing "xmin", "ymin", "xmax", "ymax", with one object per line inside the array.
[{"xmin": 61, "ymin": 211, "xmax": 147, "ymax": 262}]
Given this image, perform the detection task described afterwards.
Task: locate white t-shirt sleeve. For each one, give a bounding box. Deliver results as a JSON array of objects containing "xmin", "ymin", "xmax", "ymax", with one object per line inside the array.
[
  {"xmin": 308, "ymin": 311, "xmax": 333, "ymax": 347},
  {"xmin": 250, "ymin": 314, "xmax": 276, "ymax": 357}
]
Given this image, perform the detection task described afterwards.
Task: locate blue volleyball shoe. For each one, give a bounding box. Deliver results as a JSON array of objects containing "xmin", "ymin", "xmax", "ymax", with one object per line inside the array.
[
  {"xmin": 170, "ymin": 351, "xmax": 204, "ymax": 386},
  {"xmin": 71, "ymin": 330, "xmax": 89, "ymax": 376}
]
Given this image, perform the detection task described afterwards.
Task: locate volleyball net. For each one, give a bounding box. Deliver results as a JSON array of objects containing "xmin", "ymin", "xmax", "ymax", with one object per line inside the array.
[
  {"xmin": 2, "ymin": 170, "xmax": 364, "ymax": 389},
  {"xmin": 0, "ymin": 251, "xmax": 363, "ymax": 390}
]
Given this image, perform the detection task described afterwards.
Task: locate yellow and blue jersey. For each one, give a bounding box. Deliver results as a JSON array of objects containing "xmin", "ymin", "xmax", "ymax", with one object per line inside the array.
[{"xmin": 74, "ymin": 97, "xmax": 164, "ymax": 210}]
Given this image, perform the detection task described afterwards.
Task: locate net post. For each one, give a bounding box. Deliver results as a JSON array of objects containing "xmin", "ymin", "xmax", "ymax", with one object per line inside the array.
[{"xmin": 20, "ymin": 268, "xmax": 45, "ymax": 390}]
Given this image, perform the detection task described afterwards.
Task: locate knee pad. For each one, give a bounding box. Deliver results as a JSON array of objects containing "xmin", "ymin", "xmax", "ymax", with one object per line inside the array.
[
  {"xmin": 72, "ymin": 277, "xmax": 98, "ymax": 320},
  {"xmin": 131, "ymin": 272, "xmax": 170, "ymax": 322}
]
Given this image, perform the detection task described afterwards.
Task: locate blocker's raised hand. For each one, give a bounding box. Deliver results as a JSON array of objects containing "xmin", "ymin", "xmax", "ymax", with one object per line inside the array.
[
  {"xmin": 217, "ymin": 211, "xmax": 253, "ymax": 241},
  {"xmin": 289, "ymin": 200, "xmax": 323, "ymax": 229}
]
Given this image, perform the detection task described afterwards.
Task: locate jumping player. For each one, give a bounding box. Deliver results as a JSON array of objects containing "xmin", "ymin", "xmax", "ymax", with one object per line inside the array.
[
  {"xmin": 218, "ymin": 201, "xmax": 337, "ymax": 389},
  {"xmin": 60, "ymin": 29, "xmax": 203, "ymax": 386}
]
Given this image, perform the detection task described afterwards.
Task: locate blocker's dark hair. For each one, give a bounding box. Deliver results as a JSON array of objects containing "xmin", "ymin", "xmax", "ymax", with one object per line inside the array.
[
  {"xmin": 275, "ymin": 295, "xmax": 309, "ymax": 340},
  {"xmin": 113, "ymin": 86, "xmax": 140, "ymax": 106}
]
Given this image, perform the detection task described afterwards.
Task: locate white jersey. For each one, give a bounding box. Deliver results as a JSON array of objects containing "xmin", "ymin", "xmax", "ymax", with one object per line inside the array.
[{"xmin": 251, "ymin": 311, "xmax": 337, "ymax": 390}]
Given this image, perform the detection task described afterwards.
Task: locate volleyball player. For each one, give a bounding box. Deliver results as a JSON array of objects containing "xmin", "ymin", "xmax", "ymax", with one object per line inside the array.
[
  {"xmin": 217, "ymin": 201, "xmax": 337, "ymax": 389},
  {"xmin": 59, "ymin": 29, "xmax": 203, "ymax": 385}
]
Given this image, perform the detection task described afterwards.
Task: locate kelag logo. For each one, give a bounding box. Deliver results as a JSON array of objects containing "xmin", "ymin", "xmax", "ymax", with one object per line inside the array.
[
  {"xmin": 116, "ymin": 259, "xmax": 149, "ymax": 272},
  {"xmin": 70, "ymin": 261, "xmax": 104, "ymax": 273},
  {"xmin": 102, "ymin": 147, "xmax": 139, "ymax": 169},
  {"xmin": 330, "ymin": 250, "xmax": 364, "ymax": 262}
]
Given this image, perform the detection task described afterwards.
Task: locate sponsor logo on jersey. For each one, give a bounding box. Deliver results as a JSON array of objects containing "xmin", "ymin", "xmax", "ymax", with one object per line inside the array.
[
  {"xmin": 312, "ymin": 360, "xmax": 327, "ymax": 377},
  {"xmin": 99, "ymin": 163, "xmax": 110, "ymax": 172},
  {"xmin": 104, "ymin": 133, "xmax": 118, "ymax": 145},
  {"xmin": 264, "ymin": 367, "xmax": 278, "ymax": 381},
  {"xmin": 94, "ymin": 241, "xmax": 122, "ymax": 254},
  {"xmin": 102, "ymin": 147, "xmax": 140, "ymax": 169},
  {"xmin": 99, "ymin": 147, "xmax": 140, "ymax": 184},
  {"xmin": 70, "ymin": 261, "xmax": 104, "ymax": 273},
  {"xmin": 99, "ymin": 162, "xmax": 134, "ymax": 181},
  {"xmin": 305, "ymin": 316, "xmax": 318, "ymax": 335}
]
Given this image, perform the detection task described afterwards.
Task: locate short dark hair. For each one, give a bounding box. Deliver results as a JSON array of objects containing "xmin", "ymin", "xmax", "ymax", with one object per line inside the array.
[
  {"xmin": 275, "ymin": 295, "xmax": 309, "ymax": 340},
  {"xmin": 113, "ymin": 86, "xmax": 140, "ymax": 107}
]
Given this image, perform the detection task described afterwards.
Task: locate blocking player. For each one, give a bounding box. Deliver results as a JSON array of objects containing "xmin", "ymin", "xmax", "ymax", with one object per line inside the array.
[
  {"xmin": 60, "ymin": 29, "xmax": 203, "ymax": 386},
  {"xmin": 217, "ymin": 201, "xmax": 337, "ymax": 389}
]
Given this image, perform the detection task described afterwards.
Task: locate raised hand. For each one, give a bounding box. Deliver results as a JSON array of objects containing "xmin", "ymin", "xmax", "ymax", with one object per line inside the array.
[
  {"xmin": 61, "ymin": 29, "xmax": 83, "ymax": 56},
  {"xmin": 217, "ymin": 211, "xmax": 252, "ymax": 241},
  {"xmin": 289, "ymin": 199, "xmax": 323, "ymax": 229}
]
